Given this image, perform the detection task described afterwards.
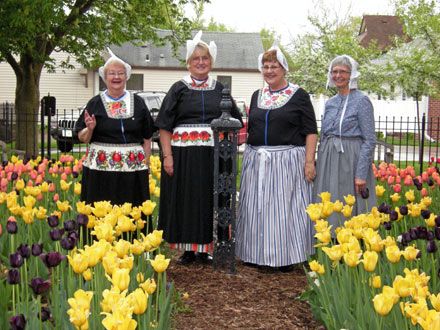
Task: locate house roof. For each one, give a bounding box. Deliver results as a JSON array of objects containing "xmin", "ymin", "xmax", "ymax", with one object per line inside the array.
[
  {"xmin": 358, "ymin": 15, "xmax": 410, "ymax": 50},
  {"xmin": 109, "ymin": 30, "xmax": 264, "ymax": 72}
]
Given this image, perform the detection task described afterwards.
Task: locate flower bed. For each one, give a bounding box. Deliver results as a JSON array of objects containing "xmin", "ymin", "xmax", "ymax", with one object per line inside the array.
[
  {"xmin": 0, "ymin": 154, "xmax": 176, "ymax": 329},
  {"xmin": 303, "ymin": 162, "xmax": 440, "ymax": 329}
]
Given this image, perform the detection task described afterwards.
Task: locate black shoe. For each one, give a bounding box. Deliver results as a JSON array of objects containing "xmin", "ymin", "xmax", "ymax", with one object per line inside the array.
[
  {"xmin": 176, "ymin": 251, "xmax": 196, "ymax": 265},
  {"xmin": 243, "ymin": 262, "xmax": 258, "ymax": 268},
  {"xmin": 278, "ymin": 265, "xmax": 294, "ymax": 273},
  {"xmin": 257, "ymin": 265, "xmax": 277, "ymax": 274},
  {"xmin": 196, "ymin": 252, "xmax": 213, "ymax": 265}
]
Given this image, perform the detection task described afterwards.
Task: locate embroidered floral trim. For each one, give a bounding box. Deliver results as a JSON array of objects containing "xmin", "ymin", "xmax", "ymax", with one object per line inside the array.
[
  {"xmin": 257, "ymin": 83, "xmax": 299, "ymax": 109},
  {"xmin": 83, "ymin": 143, "xmax": 148, "ymax": 172},
  {"xmin": 181, "ymin": 75, "xmax": 217, "ymax": 91},
  {"xmin": 171, "ymin": 125, "xmax": 215, "ymax": 147},
  {"xmin": 100, "ymin": 91, "xmax": 134, "ymax": 119}
]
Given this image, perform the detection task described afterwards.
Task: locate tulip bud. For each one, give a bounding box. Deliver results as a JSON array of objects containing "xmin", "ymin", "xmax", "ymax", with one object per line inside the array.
[
  {"xmin": 384, "ymin": 221, "xmax": 392, "ymax": 230},
  {"xmin": 16, "ymin": 243, "xmax": 31, "ymax": 259},
  {"xmin": 32, "ymin": 243, "xmax": 43, "ymax": 256},
  {"xmin": 390, "ymin": 211, "xmax": 398, "ymax": 221},
  {"xmin": 418, "ymin": 226, "xmax": 428, "ymax": 240},
  {"xmin": 7, "ymin": 269, "xmax": 20, "ymax": 285},
  {"xmin": 39, "ymin": 307, "xmax": 51, "ymax": 322},
  {"xmin": 378, "ymin": 202, "xmax": 388, "ymax": 213},
  {"xmin": 63, "ymin": 220, "xmax": 77, "ymax": 232},
  {"xmin": 422, "ymin": 209, "xmax": 431, "ymax": 219},
  {"xmin": 428, "ymin": 230, "xmax": 435, "ymax": 241},
  {"xmin": 29, "ymin": 277, "xmax": 51, "ymax": 295},
  {"xmin": 76, "ymin": 214, "xmax": 89, "ymax": 227},
  {"xmin": 9, "ymin": 252, "xmax": 24, "ymax": 268},
  {"xmin": 427, "ymin": 240, "xmax": 438, "ymax": 253},
  {"xmin": 9, "ymin": 314, "xmax": 26, "ymax": 330},
  {"xmin": 409, "ymin": 227, "xmax": 418, "ymax": 240},
  {"xmin": 399, "ymin": 205, "xmax": 408, "ymax": 216},
  {"xmin": 6, "ymin": 221, "xmax": 18, "ymax": 234},
  {"xmin": 47, "ymin": 215, "xmax": 59, "ymax": 228},
  {"xmin": 40, "ymin": 252, "xmax": 66, "ymax": 268},
  {"xmin": 428, "ymin": 179, "xmax": 434, "ymax": 186},
  {"xmin": 360, "ymin": 188, "xmax": 370, "ymax": 199},
  {"xmin": 60, "ymin": 237, "xmax": 76, "ymax": 250}
]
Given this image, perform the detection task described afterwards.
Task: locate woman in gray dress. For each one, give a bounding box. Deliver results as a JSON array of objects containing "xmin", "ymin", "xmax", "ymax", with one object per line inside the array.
[{"xmin": 313, "ymin": 55, "xmax": 377, "ymax": 231}]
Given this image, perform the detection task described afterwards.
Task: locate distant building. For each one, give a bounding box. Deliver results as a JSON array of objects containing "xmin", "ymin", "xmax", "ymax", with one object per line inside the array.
[{"xmin": 0, "ymin": 30, "xmax": 264, "ymax": 110}]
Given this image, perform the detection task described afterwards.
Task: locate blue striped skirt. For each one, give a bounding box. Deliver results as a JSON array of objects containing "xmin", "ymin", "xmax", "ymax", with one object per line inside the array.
[{"xmin": 236, "ymin": 145, "xmax": 315, "ymax": 267}]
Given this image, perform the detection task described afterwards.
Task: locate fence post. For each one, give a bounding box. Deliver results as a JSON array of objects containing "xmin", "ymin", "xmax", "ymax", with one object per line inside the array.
[{"xmin": 419, "ymin": 113, "xmax": 426, "ymax": 175}]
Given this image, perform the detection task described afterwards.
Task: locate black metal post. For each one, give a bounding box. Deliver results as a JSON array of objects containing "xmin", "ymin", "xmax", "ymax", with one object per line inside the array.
[
  {"xmin": 211, "ymin": 88, "xmax": 242, "ymax": 273},
  {"xmin": 40, "ymin": 99, "xmax": 45, "ymax": 158},
  {"xmin": 420, "ymin": 113, "xmax": 426, "ymax": 175}
]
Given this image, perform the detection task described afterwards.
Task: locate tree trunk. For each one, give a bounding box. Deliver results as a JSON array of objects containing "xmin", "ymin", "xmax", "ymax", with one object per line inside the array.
[{"xmin": 14, "ymin": 60, "xmax": 43, "ymax": 157}]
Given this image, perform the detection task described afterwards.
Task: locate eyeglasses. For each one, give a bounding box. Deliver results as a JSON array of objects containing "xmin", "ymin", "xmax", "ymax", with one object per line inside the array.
[
  {"xmin": 262, "ymin": 66, "xmax": 282, "ymax": 71},
  {"xmin": 108, "ymin": 71, "xmax": 126, "ymax": 77},
  {"xmin": 331, "ymin": 70, "xmax": 351, "ymax": 76}
]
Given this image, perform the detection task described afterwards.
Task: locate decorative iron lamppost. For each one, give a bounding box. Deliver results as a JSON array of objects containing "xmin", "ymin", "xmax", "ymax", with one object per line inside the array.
[{"xmin": 211, "ymin": 88, "xmax": 242, "ymax": 273}]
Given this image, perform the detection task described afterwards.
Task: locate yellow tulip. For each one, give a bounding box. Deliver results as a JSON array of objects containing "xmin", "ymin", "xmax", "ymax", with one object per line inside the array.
[
  {"xmin": 22, "ymin": 208, "xmax": 35, "ymax": 224},
  {"xmin": 92, "ymin": 201, "xmax": 109, "ymax": 218},
  {"xmin": 130, "ymin": 207, "xmax": 142, "ymax": 221},
  {"xmin": 83, "ymin": 269, "xmax": 92, "ymax": 281},
  {"xmin": 40, "ymin": 181, "xmax": 50, "ymax": 193},
  {"xmin": 393, "ymin": 275, "xmax": 412, "ymax": 298},
  {"xmin": 372, "ymin": 275, "xmax": 382, "ymax": 289},
  {"xmin": 402, "ymin": 246, "xmax": 419, "ymax": 261},
  {"xmin": 120, "ymin": 202, "xmax": 132, "ymax": 216},
  {"xmin": 383, "ymin": 286, "xmax": 400, "ymax": 304},
  {"xmin": 131, "ymin": 239, "xmax": 145, "ymax": 256},
  {"xmin": 422, "ymin": 196, "xmax": 432, "ymax": 207},
  {"xmin": 141, "ymin": 200, "xmax": 156, "ymax": 216},
  {"xmin": 386, "ymin": 245, "xmax": 402, "ymax": 264},
  {"xmin": 83, "ymin": 246, "xmax": 101, "ymax": 268},
  {"xmin": 306, "ymin": 204, "xmax": 321, "ymax": 222},
  {"xmin": 35, "ymin": 206, "xmax": 47, "ymax": 220},
  {"xmin": 128, "ymin": 288, "xmax": 148, "ymax": 315},
  {"xmin": 361, "ymin": 251, "xmax": 378, "ymax": 272},
  {"xmin": 119, "ymin": 256, "xmax": 134, "ymax": 271},
  {"xmin": 101, "ymin": 287, "xmax": 124, "ymax": 313},
  {"xmin": 367, "ymin": 214, "xmax": 381, "ymax": 230},
  {"xmin": 107, "ymin": 268, "xmax": 130, "ymax": 291},
  {"xmin": 68, "ymin": 250, "xmax": 89, "ymax": 274},
  {"xmin": 336, "ymin": 228, "xmax": 352, "ymax": 244},
  {"xmin": 102, "ymin": 251, "xmax": 119, "ymax": 276},
  {"xmin": 321, "ymin": 202, "xmax": 334, "ymax": 218},
  {"xmin": 102, "ymin": 309, "xmax": 137, "ymax": 330},
  {"xmin": 140, "ymin": 278, "xmax": 157, "ymax": 294},
  {"xmin": 333, "ymin": 200, "xmax": 343, "ymax": 213},
  {"xmin": 410, "ymin": 203, "xmax": 422, "ymax": 218},
  {"xmin": 376, "ymin": 185, "xmax": 386, "ymax": 197},
  {"xmin": 347, "ymin": 236, "xmax": 362, "ymax": 253},
  {"xmin": 343, "ymin": 251, "xmax": 362, "ymax": 267},
  {"xmin": 405, "ymin": 190, "xmax": 415, "ymax": 203},
  {"xmin": 382, "ymin": 236, "xmax": 396, "ymax": 248},
  {"xmin": 322, "ymin": 245, "xmax": 344, "ymax": 261},
  {"xmin": 373, "ymin": 293, "xmax": 394, "ymax": 316},
  {"xmin": 154, "ymin": 187, "xmax": 160, "ymax": 198},
  {"xmin": 391, "ymin": 193, "xmax": 400, "ymax": 203},
  {"xmin": 60, "ymin": 179, "xmax": 72, "ymax": 191},
  {"xmin": 342, "ymin": 205, "xmax": 353, "ymax": 218},
  {"xmin": 147, "ymin": 230, "xmax": 163, "ymax": 248},
  {"xmin": 91, "ymin": 222, "xmax": 115, "ymax": 243},
  {"xmin": 136, "ymin": 273, "xmax": 144, "ymax": 283},
  {"xmin": 87, "ymin": 215, "xmax": 96, "ymax": 229},
  {"xmin": 116, "ymin": 215, "xmax": 136, "ymax": 233},
  {"xmin": 74, "ymin": 183, "xmax": 81, "ymax": 195},
  {"xmin": 76, "ymin": 201, "xmax": 92, "ymax": 215},
  {"xmin": 113, "ymin": 239, "xmax": 131, "ymax": 258},
  {"xmin": 23, "ymin": 195, "xmax": 36, "ymax": 209},
  {"xmin": 426, "ymin": 213, "xmax": 437, "ymax": 227},
  {"xmin": 430, "ymin": 293, "xmax": 440, "ymax": 312},
  {"xmin": 344, "ymin": 194, "xmax": 356, "ymax": 206},
  {"xmin": 57, "ymin": 200, "xmax": 72, "ymax": 213},
  {"xmin": 314, "ymin": 219, "xmax": 329, "ymax": 233},
  {"xmin": 314, "ymin": 229, "xmax": 331, "ymax": 244},
  {"xmin": 149, "ymin": 254, "xmax": 170, "ymax": 273},
  {"xmin": 318, "ymin": 191, "xmax": 331, "ymax": 203},
  {"xmin": 15, "ymin": 179, "xmax": 25, "ymax": 191}
]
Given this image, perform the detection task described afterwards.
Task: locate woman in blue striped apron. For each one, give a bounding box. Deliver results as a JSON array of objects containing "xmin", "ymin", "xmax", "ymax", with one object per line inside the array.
[
  {"xmin": 155, "ymin": 31, "xmax": 243, "ymax": 265},
  {"xmin": 236, "ymin": 43, "xmax": 318, "ymax": 273},
  {"xmin": 312, "ymin": 55, "xmax": 376, "ymax": 233},
  {"xmin": 76, "ymin": 50, "xmax": 153, "ymax": 215}
]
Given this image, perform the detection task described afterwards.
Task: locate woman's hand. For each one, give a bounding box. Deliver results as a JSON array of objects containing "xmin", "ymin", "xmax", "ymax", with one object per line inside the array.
[
  {"xmin": 163, "ymin": 155, "xmax": 174, "ymax": 177},
  {"xmin": 305, "ymin": 161, "xmax": 316, "ymax": 183},
  {"xmin": 84, "ymin": 110, "xmax": 96, "ymax": 131},
  {"xmin": 354, "ymin": 177, "xmax": 367, "ymax": 195}
]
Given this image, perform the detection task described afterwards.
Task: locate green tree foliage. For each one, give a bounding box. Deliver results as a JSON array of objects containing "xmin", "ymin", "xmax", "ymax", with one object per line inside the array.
[
  {"xmin": 285, "ymin": 1, "xmax": 383, "ymax": 96},
  {"xmin": 0, "ymin": 0, "xmax": 194, "ymax": 155}
]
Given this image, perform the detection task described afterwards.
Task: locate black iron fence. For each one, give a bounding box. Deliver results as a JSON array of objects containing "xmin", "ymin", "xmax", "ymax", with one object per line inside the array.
[{"xmin": 1, "ymin": 102, "xmax": 439, "ymax": 173}]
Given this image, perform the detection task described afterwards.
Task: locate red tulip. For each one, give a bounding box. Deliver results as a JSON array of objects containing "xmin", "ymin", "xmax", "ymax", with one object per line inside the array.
[
  {"xmin": 393, "ymin": 184, "xmax": 401, "ymax": 193},
  {"xmin": 421, "ymin": 188, "xmax": 428, "ymax": 197}
]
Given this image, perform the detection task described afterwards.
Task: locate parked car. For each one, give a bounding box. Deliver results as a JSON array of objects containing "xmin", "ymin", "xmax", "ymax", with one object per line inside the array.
[
  {"xmin": 50, "ymin": 91, "xmax": 166, "ymax": 152},
  {"xmin": 236, "ymin": 100, "xmax": 248, "ymax": 145}
]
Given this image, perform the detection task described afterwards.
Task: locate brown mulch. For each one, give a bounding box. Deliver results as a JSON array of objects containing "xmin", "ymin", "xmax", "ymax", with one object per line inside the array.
[{"xmin": 167, "ymin": 254, "xmax": 322, "ymax": 330}]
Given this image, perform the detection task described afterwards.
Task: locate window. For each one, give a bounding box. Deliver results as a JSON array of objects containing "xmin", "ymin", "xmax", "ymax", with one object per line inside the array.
[
  {"xmin": 99, "ymin": 73, "xmax": 144, "ymax": 91},
  {"xmin": 217, "ymin": 75, "xmax": 232, "ymax": 90}
]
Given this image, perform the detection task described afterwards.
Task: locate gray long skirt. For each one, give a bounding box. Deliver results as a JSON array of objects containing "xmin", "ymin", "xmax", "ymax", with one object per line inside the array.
[
  {"xmin": 236, "ymin": 145, "xmax": 315, "ymax": 267},
  {"xmin": 312, "ymin": 136, "xmax": 377, "ymax": 232}
]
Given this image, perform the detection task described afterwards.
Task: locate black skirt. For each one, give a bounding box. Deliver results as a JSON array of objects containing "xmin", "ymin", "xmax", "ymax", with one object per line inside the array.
[{"xmin": 158, "ymin": 145, "xmax": 214, "ymax": 244}]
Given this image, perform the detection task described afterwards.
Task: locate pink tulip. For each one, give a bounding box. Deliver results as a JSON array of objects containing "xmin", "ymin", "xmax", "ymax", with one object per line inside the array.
[
  {"xmin": 393, "ymin": 184, "xmax": 401, "ymax": 193},
  {"xmin": 37, "ymin": 193, "xmax": 43, "ymax": 201},
  {"xmin": 395, "ymin": 176, "xmax": 401, "ymax": 184},
  {"xmin": 53, "ymin": 193, "xmax": 59, "ymax": 202},
  {"xmin": 387, "ymin": 176, "xmax": 395, "ymax": 185},
  {"xmin": 35, "ymin": 176, "xmax": 43, "ymax": 184},
  {"xmin": 49, "ymin": 183, "xmax": 55, "ymax": 192},
  {"xmin": 404, "ymin": 176, "xmax": 412, "ymax": 186},
  {"xmin": 0, "ymin": 171, "xmax": 5, "ymax": 178},
  {"xmin": 1, "ymin": 178, "xmax": 8, "ymax": 187},
  {"xmin": 60, "ymin": 173, "xmax": 67, "ymax": 181},
  {"xmin": 27, "ymin": 180, "xmax": 33, "ymax": 187},
  {"xmin": 64, "ymin": 167, "xmax": 72, "ymax": 175},
  {"xmin": 30, "ymin": 170, "xmax": 38, "ymax": 180}
]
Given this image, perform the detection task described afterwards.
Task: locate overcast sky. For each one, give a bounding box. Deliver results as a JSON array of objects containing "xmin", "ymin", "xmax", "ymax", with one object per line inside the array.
[{"xmin": 185, "ymin": 0, "xmax": 395, "ymax": 43}]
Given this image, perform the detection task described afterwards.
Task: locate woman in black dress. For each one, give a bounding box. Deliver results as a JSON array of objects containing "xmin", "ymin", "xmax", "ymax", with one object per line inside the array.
[
  {"xmin": 155, "ymin": 31, "xmax": 242, "ymax": 265},
  {"xmin": 76, "ymin": 51, "xmax": 154, "ymax": 209}
]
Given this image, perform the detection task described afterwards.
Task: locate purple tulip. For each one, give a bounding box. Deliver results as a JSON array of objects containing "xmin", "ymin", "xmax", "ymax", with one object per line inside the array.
[
  {"xmin": 9, "ymin": 252, "xmax": 24, "ymax": 268},
  {"xmin": 32, "ymin": 243, "xmax": 43, "ymax": 256},
  {"xmin": 67, "ymin": 231, "xmax": 79, "ymax": 243},
  {"xmin": 435, "ymin": 227, "xmax": 440, "ymax": 240},
  {"xmin": 390, "ymin": 210, "xmax": 398, "ymax": 221},
  {"xmin": 40, "ymin": 252, "xmax": 65, "ymax": 268},
  {"xmin": 72, "ymin": 171, "xmax": 79, "ymax": 178},
  {"xmin": 422, "ymin": 209, "xmax": 431, "ymax": 219},
  {"xmin": 401, "ymin": 232, "xmax": 411, "ymax": 246},
  {"xmin": 7, "ymin": 269, "xmax": 20, "ymax": 285},
  {"xmin": 428, "ymin": 179, "xmax": 434, "ymax": 186},
  {"xmin": 378, "ymin": 202, "xmax": 389, "ymax": 213},
  {"xmin": 40, "ymin": 307, "xmax": 51, "ymax": 322},
  {"xmin": 16, "ymin": 243, "xmax": 31, "ymax": 259},
  {"xmin": 418, "ymin": 226, "xmax": 428, "ymax": 240},
  {"xmin": 76, "ymin": 214, "xmax": 89, "ymax": 227},
  {"xmin": 399, "ymin": 205, "xmax": 408, "ymax": 216},
  {"xmin": 49, "ymin": 228, "xmax": 64, "ymax": 241},
  {"xmin": 11, "ymin": 172, "xmax": 18, "ymax": 181},
  {"xmin": 2, "ymin": 160, "xmax": 8, "ymax": 167},
  {"xmin": 427, "ymin": 240, "xmax": 438, "ymax": 253},
  {"xmin": 384, "ymin": 221, "xmax": 392, "ymax": 230},
  {"xmin": 413, "ymin": 178, "xmax": 420, "ymax": 186},
  {"xmin": 9, "ymin": 314, "xmax": 26, "ymax": 330},
  {"xmin": 428, "ymin": 230, "xmax": 435, "ymax": 241},
  {"xmin": 6, "ymin": 221, "xmax": 18, "ymax": 234},
  {"xmin": 47, "ymin": 215, "xmax": 59, "ymax": 228},
  {"xmin": 409, "ymin": 227, "xmax": 418, "ymax": 240},
  {"xmin": 63, "ymin": 220, "xmax": 77, "ymax": 232},
  {"xmin": 416, "ymin": 183, "xmax": 423, "ymax": 191},
  {"xmin": 360, "ymin": 188, "xmax": 370, "ymax": 199},
  {"xmin": 60, "ymin": 236, "xmax": 76, "ymax": 250},
  {"xmin": 417, "ymin": 250, "xmax": 422, "ymax": 259},
  {"xmin": 29, "ymin": 277, "xmax": 51, "ymax": 295}
]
